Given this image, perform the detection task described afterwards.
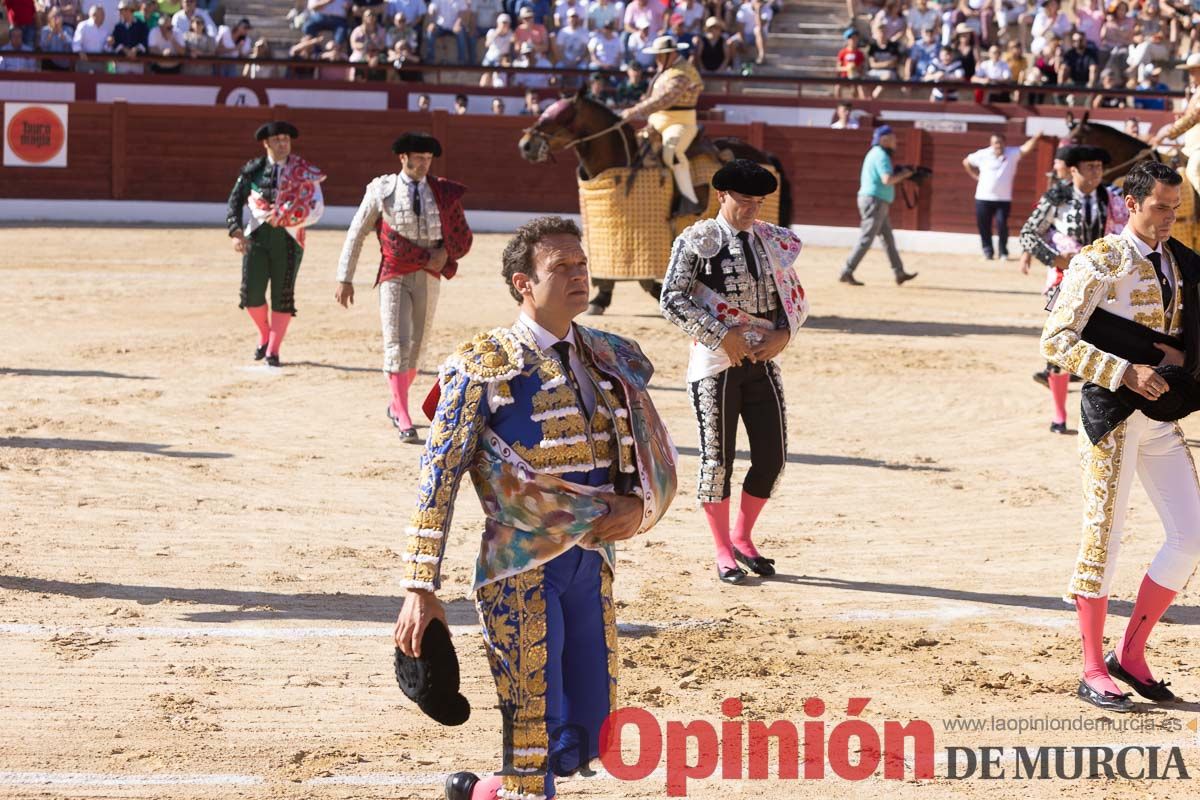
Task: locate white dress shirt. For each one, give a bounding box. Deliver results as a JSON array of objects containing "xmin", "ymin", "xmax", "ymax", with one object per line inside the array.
[
  {"xmin": 73, "ymin": 19, "xmax": 109, "ymax": 52},
  {"xmin": 1122, "ymin": 225, "xmax": 1174, "ymax": 296},
  {"xmin": 519, "ymin": 312, "xmax": 597, "ymax": 415}
]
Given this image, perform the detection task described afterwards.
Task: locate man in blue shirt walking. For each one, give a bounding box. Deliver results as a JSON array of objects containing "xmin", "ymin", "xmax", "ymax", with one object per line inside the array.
[{"xmin": 840, "ymin": 125, "xmax": 919, "ymax": 286}]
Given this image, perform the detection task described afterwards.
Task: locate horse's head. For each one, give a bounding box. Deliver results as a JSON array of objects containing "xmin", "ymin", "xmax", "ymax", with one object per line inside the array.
[{"xmin": 518, "ymin": 90, "xmax": 623, "ymax": 164}]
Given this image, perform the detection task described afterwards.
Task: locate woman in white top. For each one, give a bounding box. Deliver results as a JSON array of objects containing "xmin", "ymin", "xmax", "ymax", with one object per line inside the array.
[
  {"xmin": 482, "ymin": 12, "xmax": 514, "ymax": 66},
  {"xmin": 1030, "ymin": 0, "xmax": 1073, "ymax": 56}
]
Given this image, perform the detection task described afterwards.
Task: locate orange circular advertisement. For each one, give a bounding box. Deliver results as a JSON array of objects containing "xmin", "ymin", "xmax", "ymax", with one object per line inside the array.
[{"xmin": 5, "ymin": 106, "xmax": 65, "ymax": 165}]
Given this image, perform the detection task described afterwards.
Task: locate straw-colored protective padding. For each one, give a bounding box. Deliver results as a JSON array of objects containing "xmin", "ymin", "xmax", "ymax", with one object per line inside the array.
[
  {"xmin": 579, "ymin": 167, "xmax": 675, "ymax": 280},
  {"xmin": 1173, "ymin": 166, "xmax": 1199, "ymax": 248},
  {"xmin": 579, "ymin": 159, "xmax": 784, "ymax": 281}
]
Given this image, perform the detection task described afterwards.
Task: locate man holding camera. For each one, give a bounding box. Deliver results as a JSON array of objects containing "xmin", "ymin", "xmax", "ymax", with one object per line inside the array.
[{"xmin": 839, "ymin": 125, "xmax": 920, "ymax": 287}]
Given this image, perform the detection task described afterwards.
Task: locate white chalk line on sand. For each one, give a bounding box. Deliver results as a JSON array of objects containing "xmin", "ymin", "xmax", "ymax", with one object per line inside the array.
[{"xmin": 0, "ymin": 619, "xmax": 721, "ymax": 641}]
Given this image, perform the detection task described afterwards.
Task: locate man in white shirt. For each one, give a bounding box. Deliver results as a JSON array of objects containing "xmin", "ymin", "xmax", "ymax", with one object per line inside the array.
[
  {"xmin": 971, "ymin": 43, "xmax": 1013, "ymax": 102},
  {"xmin": 554, "ymin": 7, "xmax": 589, "ymax": 68},
  {"xmin": 0, "ymin": 27, "xmax": 38, "ymax": 72},
  {"xmin": 172, "ymin": 0, "xmax": 216, "ymax": 38},
  {"xmin": 588, "ymin": 0, "xmax": 623, "ymax": 32},
  {"xmin": 674, "ymin": 0, "xmax": 703, "ymax": 36},
  {"xmin": 905, "ymin": 0, "xmax": 938, "ymax": 45},
  {"xmin": 587, "ymin": 17, "xmax": 621, "ymax": 68},
  {"xmin": 513, "ymin": 40, "xmax": 554, "ymax": 87},
  {"xmin": 962, "ymin": 130, "xmax": 1042, "ymax": 259},
  {"xmin": 73, "ymin": 5, "xmax": 110, "ymax": 72},
  {"xmin": 554, "ymin": 0, "xmax": 588, "ymax": 29}
]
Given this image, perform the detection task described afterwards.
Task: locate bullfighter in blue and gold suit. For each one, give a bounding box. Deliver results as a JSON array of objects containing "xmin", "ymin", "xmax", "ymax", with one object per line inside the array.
[{"xmin": 393, "ymin": 216, "xmax": 677, "ymax": 800}]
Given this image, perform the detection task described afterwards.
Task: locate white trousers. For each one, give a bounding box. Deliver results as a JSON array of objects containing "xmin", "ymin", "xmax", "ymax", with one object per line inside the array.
[
  {"xmin": 1069, "ymin": 411, "xmax": 1200, "ymax": 598},
  {"xmin": 379, "ymin": 271, "xmax": 440, "ymax": 374}
]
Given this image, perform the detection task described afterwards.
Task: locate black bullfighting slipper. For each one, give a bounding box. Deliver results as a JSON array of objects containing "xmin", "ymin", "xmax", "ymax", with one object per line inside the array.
[
  {"xmin": 444, "ymin": 771, "xmax": 479, "ymax": 800},
  {"xmin": 733, "ymin": 547, "xmax": 776, "ymax": 577},
  {"xmin": 254, "ymin": 344, "xmax": 268, "ymax": 361},
  {"xmin": 1032, "ymin": 369, "xmax": 1049, "ymax": 387},
  {"xmin": 717, "ymin": 564, "xmax": 747, "ymax": 585},
  {"xmin": 265, "ymin": 354, "xmax": 281, "ymax": 368},
  {"xmin": 1105, "ymin": 651, "xmax": 1178, "ymax": 703},
  {"xmin": 399, "ymin": 427, "xmax": 420, "ymax": 444},
  {"xmin": 1050, "ymin": 422, "xmax": 1069, "ymax": 434},
  {"xmin": 1076, "ymin": 679, "xmax": 1134, "ymax": 713}
]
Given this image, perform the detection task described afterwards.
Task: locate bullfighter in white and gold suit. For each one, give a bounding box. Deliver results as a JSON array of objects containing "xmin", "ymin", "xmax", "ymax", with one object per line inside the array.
[{"xmin": 1041, "ymin": 161, "xmax": 1200, "ymax": 714}]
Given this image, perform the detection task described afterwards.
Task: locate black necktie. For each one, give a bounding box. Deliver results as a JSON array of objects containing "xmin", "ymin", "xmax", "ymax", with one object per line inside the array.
[
  {"xmin": 551, "ymin": 341, "xmax": 589, "ymax": 415},
  {"xmin": 1149, "ymin": 251, "xmax": 1172, "ymax": 311},
  {"xmin": 1083, "ymin": 195, "xmax": 1094, "ymax": 232},
  {"xmin": 411, "ymin": 181, "xmax": 422, "ymax": 216},
  {"xmin": 737, "ymin": 231, "xmax": 760, "ymax": 280}
]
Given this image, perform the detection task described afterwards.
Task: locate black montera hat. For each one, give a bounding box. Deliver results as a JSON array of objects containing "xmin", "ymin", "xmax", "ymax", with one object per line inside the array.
[
  {"xmin": 393, "ymin": 618, "xmax": 470, "ymax": 726},
  {"xmin": 1060, "ymin": 143, "xmax": 1111, "ymax": 167},
  {"xmin": 711, "ymin": 158, "xmax": 778, "ymax": 196},
  {"xmin": 392, "ymin": 132, "xmax": 443, "ymax": 156},
  {"xmin": 255, "ymin": 121, "xmax": 299, "ymax": 140}
]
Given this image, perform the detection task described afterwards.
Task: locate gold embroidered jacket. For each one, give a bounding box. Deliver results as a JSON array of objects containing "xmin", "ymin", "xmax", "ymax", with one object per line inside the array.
[{"xmin": 1041, "ymin": 234, "xmax": 1183, "ymax": 392}]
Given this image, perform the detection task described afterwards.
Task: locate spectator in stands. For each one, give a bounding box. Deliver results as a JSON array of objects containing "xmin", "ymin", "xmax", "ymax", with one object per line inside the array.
[
  {"xmin": 1060, "ymin": 28, "xmax": 1099, "ymax": 102},
  {"xmin": 0, "ymin": 25, "xmax": 36, "ymax": 71},
  {"xmin": 45, "ymin": 0, "xmax": 84, "ymax": 34},
  {"xmin": 303, "ymin": 0, "xmax": 350, "ymax": 47},
  {"xmin": 147, "ymin": 9, "xmax": 183, "ymax": 71},
  {"xmin": 482, "ymin": 12, "xmax": 513, "ymax": 65},
  {"xmin": 734, "ymin": 0, "xmax": 770, "ymax": 67},
  {"xmin": 555, "ymin": 0, "xmax": 587, "ymax": 29},
  {"xmin": 866, "ymin": 24, "xmax": 901, "ymax": 98},
  {"xmin": 1133, "ymin": 63, "xmax": 1169, "ymax": 110},
  {"xmin": 1100, "ymin": 1, "xmax": 1134, "ymax": 76},
  {"xmin": 513, "ymin": 6, "xmax": 548, "ymax": 54},
  {"xmin": 614, "ymin": 58, "xmax": 647, "ymax": 104},
  {"xmin": 1126, "ymin": 29, "xmax": 1168, "ymax": 78},
  {"xmin": 516, "ymin": 0, "xmax": 552, "ymax": 27},
  {"xmin": 623, "ymin": 0, "xmax": 662, "ymax": 42},
  {"xmin": 425, "ymin": 0, "xmax": 472, "ymax": 65},
  {"xmin": 318, "ymin": 38, "xmax": 352, "ymax": 79},
  {"xmin": 492, "ymin": 96, "xmax": 505, "ymax": 113},
  {"xmin": 1136, "ymin": 1, "xmax": 1164, "ymax": 40},
  {"xmin": 1002, "ymin": 36, "xmax": 1025, "ymax": 79},
  {"xmin": 925, "ymin": 44, "xmax": 965, "ymax": 101},
  {"xmin": 589, "ymin": 17, "xmax": 621, "ymax": 68},
  {"xmin": 1029, "ymin": 34, "xmax": 1061, "ymax": 104},
  {"xmin": 1125, "ymin": 116, "xmax": 1142, "ymax": 138},
  {"xmin": 831, "ymin": 100, "xmax": 860, "ymax": 129},
  {"xmin": 588, "ymin": 0, "xmax": 623, "ymax": 32},
  {"xmin": 627, "ymin": 17, "xmax": 654, "ymax": 68},
  {"xmin": 676, "ymin": 0, "xmax": 704, "ymax": 37},
  {"xmin": 1075, "ymin": 0, "xmax": 1105, "ymax": 48},
  {"xmin": 109, "ymin": 0, "xmax": 148, "ymax": 73},
  {"xmin": 962, "ymin": 131, "xmax": 1042, "ymax": 260},
  {"xmin": 387, "ymin": 0, "xmax": 425, "ymax": 34},
  {"xmin": 694, "ymin": 15, "xmax": 731, "ymax": 72},
  {"xmin": 215, "ymin": 17, "xmax": 253, "ymax": 76},
  {"xmin": 1092, "ymin": 67, "xmax": 1128, "ymax": 107},
  {"xmin": 172, "ymin": 0, "xmax": 214, "ymax": 38},
  {"xmin": 288, "ymin": 31, "xmax": 324, "ymax": 77},
  {"xmin": 972, "ymin": 43, "xmax": 1011, "ymax": 102},
  {"xmin": 417, "ymin": 92, "xmax": 431, "ymax": 109},
  {"xmin": 454, "ymin": 92, "xmax": 469, "ymax": 112},
  {"xmin": 73, "ymin": 4, "xmax": 109, "ymax": 70},
  {"xmin": 135, "ymin": 0, "xmax": 162, "ymax": 29},
  {"xmin": 182, "ymin": 12, "xmax": 214, "ymax": 73},
  {"xmin": 513, "ymin": 39, "xmax": 554, "ymax": 86},
  {"xmin": 350, "ymin": 0, "xmax": 386, "ymax": 29},
  {"xmin": 4, "ymin": 0, "xmax": 36, "ymax": 44},
  {"xmin": 387, "ymin": 11, "xmax": 417, "ymax": 51},
  {"xmin": 390, "ymin": 42, "xmax": 421, "ymax": 80},
  {"xmin": 905, "ymin": 0, "xmax": 937, "ymax": 44},
  {"xmin": 241, "ymin": 37, "xmax": 275, "ymax": 78},
  {"xmin": 1030, "ymin": 0, "xmax": 1071, "ymax": 56},
  {"xmin": 350, "ymin": 7, "xmax": 386, "ymax": 77},
  {"xmin": 586, "ymin": 69, "xmax": 613, "ymax": 103},
  {"xmin": 906, "ymin": 24, "xmax": 938, "ymax": 87},
  {"xmin": 951, "ymin": 23, "xmax": 977, "ymax": 78},
  {"xmin": 872, "ymin": 0, "xmax": 906, "ymax": 45},
  {"xmin": 836, "ymin": 27, "xmax": 866, "ymax": 99},
  {"xmin": 555, "ymin": 6, "xmax": 589, "ymax": 69},
  {"xmin": 40, "ymin": 8, "xmax": 75, "ymax": 70},
  {"xmin": 520, "ymin": 87, "xmax": 541, "ymax": 114},
  {"xmin": 474, "ymin": 0, "xmax": 504, "ymax": 46}
]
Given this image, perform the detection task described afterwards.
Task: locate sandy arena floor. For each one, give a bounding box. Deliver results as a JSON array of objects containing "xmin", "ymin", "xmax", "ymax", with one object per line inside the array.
[{"xmin": 2, "ymin": 228, "xmax": 1199, "ymax": 799}]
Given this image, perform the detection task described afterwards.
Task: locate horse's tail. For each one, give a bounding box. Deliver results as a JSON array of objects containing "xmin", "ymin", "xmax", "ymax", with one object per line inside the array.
[{"xmin": 765, "ymin": 151, "xmax": 793, "ymax": 227}]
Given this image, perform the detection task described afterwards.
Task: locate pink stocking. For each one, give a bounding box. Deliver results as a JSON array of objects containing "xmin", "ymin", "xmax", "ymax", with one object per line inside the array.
[
  {"xmin": 470, "ymin": 775, "xmax": 502, "ymax": 800},
  {"xmin": 703, "ymin": 499, "xmax": 736, "ymax": 571},
  {"xmin": 1076, "ymin": 595, "xmax": 1122, "ymax": 695},
  {"xmin": 1116, "ymin": 574, "xmax": 1176, "ymax": 683},
  {"xmin": 387, "ymin": 371, "xmax": 413, "ymax": 430},
  {"xmin": 732, "ymin": 491, "xmax": 768, "ymax": 559},
  {"xmin": 246, "ymin": 305, "xmax": 269, "ymax": 345},
  {"xmin": 267, "ymin": 311, "xmax": 292, "ymax": 357},
  {"xmin": 1048, "ymin": 371, "xmax": 1069, "ymax": 425}
]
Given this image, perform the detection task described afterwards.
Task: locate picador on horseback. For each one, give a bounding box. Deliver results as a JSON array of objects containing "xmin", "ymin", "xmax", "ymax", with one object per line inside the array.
[{"xmin": 620, "ymin": 35, "xmax": 706, "ymax": 217}]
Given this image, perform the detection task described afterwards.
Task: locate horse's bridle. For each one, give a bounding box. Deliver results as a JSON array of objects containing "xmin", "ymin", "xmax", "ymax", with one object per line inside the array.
[{"xmin": 522, "ymin": 116, "xmax": 634, "ymax": 173}]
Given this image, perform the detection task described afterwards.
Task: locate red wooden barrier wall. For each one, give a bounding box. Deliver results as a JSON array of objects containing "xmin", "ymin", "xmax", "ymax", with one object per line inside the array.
[{"xmin": 1, "ymin": 100, "xmax": 1081, "ymax": 232}]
